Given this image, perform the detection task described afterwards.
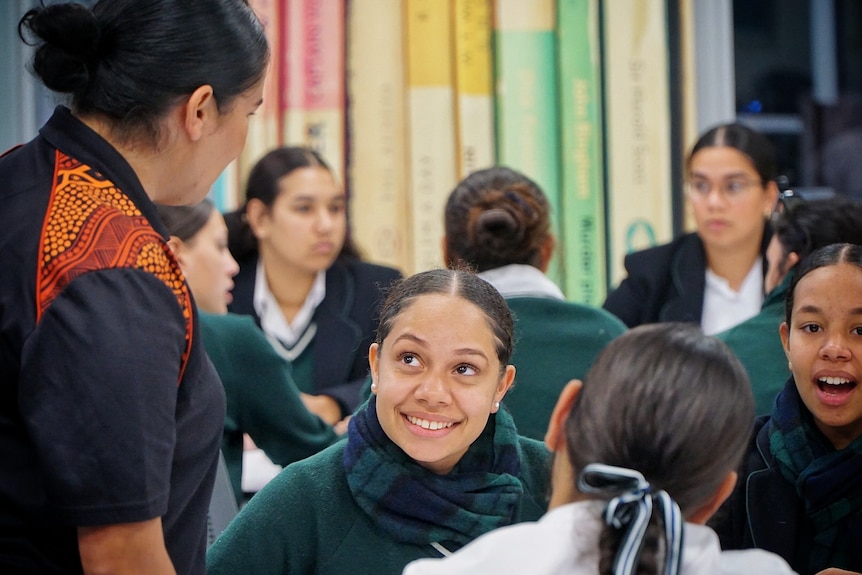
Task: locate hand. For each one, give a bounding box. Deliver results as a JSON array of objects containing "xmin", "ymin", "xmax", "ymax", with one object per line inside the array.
[
  {"xmin": 816, "ymin": 569, "xmax": 862, "ymax": 575},
  {"xmin": 334, "ymin": 415, "xmax": 351, "ymax": 435},
  {"xmin": 301, "ymin": 393, "xmax": 342, "ymax": 425}
]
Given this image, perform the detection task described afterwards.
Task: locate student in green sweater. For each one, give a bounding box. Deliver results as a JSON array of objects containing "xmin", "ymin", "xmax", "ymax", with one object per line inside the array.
[
  {"xmin": 443, "ymin": 166, "xmax": 627, "ymax": 439},
  {"xmin": 717, "ymin": 195, "xmax": 862, "ymax": 414},
  {"xmin": 206, "ymin": 268, "xmax": 552, "ymax": 575},
  {"xmin": 157, "ymin": 200, "xmax": 339, "ymax": 503}
]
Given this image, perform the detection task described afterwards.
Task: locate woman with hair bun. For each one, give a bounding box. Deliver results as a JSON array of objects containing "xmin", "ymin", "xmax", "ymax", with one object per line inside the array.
[
  {"xmin": 0, "ymin": 1, "xmax": 268, "ymax": 573},
  {"xmin": 405, "ymin": 323, "xmax": 797, "ymax": 575},
  {"xmin": 443, "ymin": 166, "xmax": 626, "ymax": 439}
]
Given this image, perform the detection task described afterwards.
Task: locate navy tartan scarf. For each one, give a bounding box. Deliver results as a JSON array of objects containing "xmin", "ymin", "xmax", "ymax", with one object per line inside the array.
[
  {"xmin": 343, "ymin": 395, "xmax": 524, "ymax": 550},
  {"xmin": 768, "ymin": 378, "xmax": 862, "ymax": 572}
]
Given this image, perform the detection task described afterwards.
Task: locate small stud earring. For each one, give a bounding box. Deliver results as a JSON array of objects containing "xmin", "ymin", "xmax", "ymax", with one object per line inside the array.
[
  {"xmin": 787, "ymin": 361, "xmax": 792, "ymax": 371},
  {"xmin": 494, "ymin": 402, "xmax": 500, "ymax": 410},
  {"xmin": 370, "ymin": 382, "xmax": 378, "ymax": 393}
]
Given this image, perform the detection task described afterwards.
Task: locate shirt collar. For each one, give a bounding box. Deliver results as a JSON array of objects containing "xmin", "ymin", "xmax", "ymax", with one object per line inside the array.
[{"xmin": 478, "ymin": 264, "xmax": 565, "ymax": 300}]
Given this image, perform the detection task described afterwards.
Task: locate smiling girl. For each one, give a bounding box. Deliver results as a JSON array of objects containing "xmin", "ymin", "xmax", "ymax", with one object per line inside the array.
[{"xmin": 206, "ymin": 268, "xmax": 552, "ymax": 575}]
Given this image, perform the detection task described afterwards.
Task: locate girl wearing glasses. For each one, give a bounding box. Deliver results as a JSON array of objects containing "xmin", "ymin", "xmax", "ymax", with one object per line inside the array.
[{"xmin": 603, "ymin": 123, "xmax": 779, "ymax": 334}]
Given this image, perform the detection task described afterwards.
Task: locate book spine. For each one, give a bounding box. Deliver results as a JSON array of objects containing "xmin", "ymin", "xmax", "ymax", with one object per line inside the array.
[
  {"xmin": 602, "ymin": 0, "xmax": 674, "ymax": 287},
  {"xmin": 301, "ymin": 0, "xmax": 346, "ymax": 182},
  {"xmin": 557, "ymin": 0, "xmax": 607, "ymax": 305},
  {"xmin": 345, "ymin": 0, "xmax": 411, "ymax": 272},
  {"xmin": 405, "ymin": 0, "xmax": 458, "ymax": 273},
  {"xmin": 240, "ymin": 0, "xmax": 282, "ymax": 185},
  {"xmin": 452, "ymin": 0, "xmax": 495, "ymax": 178},
  {"xmin": 282, "ymin": 0, "xmax": 307, "ymax": 146},
  {"xmin": 493, "ymin": 0, "xmax": 564, "ymax": 291}
]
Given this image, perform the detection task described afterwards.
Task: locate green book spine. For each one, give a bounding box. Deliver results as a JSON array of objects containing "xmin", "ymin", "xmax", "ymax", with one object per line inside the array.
[
  {"xmin": 557, "ymin": 0, "xmax": 607, "ymax": 305},
  {"xmin": 494, "ymin": 0, "xmax": 564, "ymax": 292}
]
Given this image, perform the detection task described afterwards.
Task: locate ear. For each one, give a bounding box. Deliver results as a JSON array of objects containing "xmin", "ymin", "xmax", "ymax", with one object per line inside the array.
[
  {"xmin": 368, "ymin": 343, "xmax": 380, "ymax": 393},
  {"xmin": 544, "ymin": 380, "xmax": 582, "ymax": 452},
  {"xmin": 687, "ymin": 471, "xmax": 738, "ymax": 525},
  {"xmin": 182, "ymin": 85, "xmax": 216, "ymax": 142},
  {"xmin": 245, "ymin": 198, "xmax": 270, "ymax": 240},
  {"xmin": 784, "ymin": 251, "xmax": 800, "ymax": 272},
  {"xmin": 538, "ymin": 234, "xmax": 555, "ymax": 273},
  {"xmin": 779, "ymin": 321, "xmax": 791, "ymax": 360},
  {"xmin": 166, "ymin": 236, "xmax": 187, "ymax": 265},
  {"xmin": 491, "ymin": 365, "xmax": 516, "ymax": 412}
]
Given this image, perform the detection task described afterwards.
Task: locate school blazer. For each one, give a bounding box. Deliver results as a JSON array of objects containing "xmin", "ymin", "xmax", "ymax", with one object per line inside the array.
[
  {"xmin": 228, "ymin": 256, "xmax": 402, "ymax": 413},
  {"xmin": 603, "ymin": 230, "xmax": 771, "ymax": 328}
]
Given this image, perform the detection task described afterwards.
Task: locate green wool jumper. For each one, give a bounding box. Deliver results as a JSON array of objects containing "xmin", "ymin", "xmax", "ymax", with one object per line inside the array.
[
  {"xmin": 504, "ymin": 297, "xmax": 627, "ymax": 439},
  {"xmin": 206, "ymin": 407, "xmax": 551, "ymax": 575},
  {"xmin": 199, "ymin": 312, "xmax": 338, "ymax": 502},
  {"xmin": 715, "ymin": 274, "xmax": 791, "ymax": 416}
]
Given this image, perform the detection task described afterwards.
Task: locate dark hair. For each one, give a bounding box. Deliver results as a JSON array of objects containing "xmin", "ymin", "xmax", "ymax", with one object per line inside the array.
[
  {"xmin": 155, "ymin": 198, "xmax": 216, "ymax": 242},
  {"xmin": 785, "ymin": 243, "xmax": 862, "ymax": 325},
  {"xmin": 771, "ymin": 197, "xmax": 862, "ymax": 283},
  {"xmin": 687, "ymin": 122, "xmax": 778, "ymax": 185},
  {"xmin": 375, "ymin": 268, "xmax": 514, "ymax": 370},
  {"xmin": 444, "ymin": 166, "xmax": 551, "ymax": 272},
  {"xmin": 225, "ymin": 146, "xmax": 361, "ymax": 262},
  {"xmin": 564, "ymin": 323, "xmax": 753, "ymax": 575},
  {"xmin": 18, "ymin": 0, "xmax": 269, "ymax": 146}
]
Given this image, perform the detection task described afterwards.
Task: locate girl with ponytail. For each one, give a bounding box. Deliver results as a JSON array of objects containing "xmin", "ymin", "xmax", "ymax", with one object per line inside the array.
[{"xmin": 405, "ymin": 323, "xmax": 796, "ymax": 574}]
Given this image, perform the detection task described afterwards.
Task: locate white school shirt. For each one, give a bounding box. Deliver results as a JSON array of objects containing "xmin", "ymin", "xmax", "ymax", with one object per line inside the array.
[
  {"xmin": 701, "ymin": 258, "xmax": 763, "ymax": 335},
  {"xmin": 403, "ymin": 500, "xmax": 797, "ymax": 575}
]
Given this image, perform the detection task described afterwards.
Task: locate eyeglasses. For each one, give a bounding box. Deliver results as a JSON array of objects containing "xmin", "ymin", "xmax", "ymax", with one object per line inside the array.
[{"xmin": 686, "ymin": 178, "xmax": 762, "ymax": 200}]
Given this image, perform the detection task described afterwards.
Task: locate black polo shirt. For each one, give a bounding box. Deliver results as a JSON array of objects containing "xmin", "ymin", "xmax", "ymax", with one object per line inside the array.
[{"xmin": 0, "ymin": 106, "xmax": 225, "ymax": 575}]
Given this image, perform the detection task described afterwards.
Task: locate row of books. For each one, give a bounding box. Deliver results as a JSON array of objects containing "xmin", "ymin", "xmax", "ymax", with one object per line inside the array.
[{"xmin": 212, "ymin": 0, "xmax": 680, "ymax": 305}]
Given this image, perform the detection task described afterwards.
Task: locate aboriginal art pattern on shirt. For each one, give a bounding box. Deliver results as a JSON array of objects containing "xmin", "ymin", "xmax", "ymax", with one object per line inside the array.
[{"xmin": 35, "ymin": 150, "xmax": 193, "ymax": 382}]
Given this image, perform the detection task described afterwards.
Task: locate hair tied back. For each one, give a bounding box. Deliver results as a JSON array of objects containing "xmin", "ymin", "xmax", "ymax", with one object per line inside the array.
[
  {"xmin": 578, "ymin": 463, "xmax": 684, "ymax": 575},
  {"xmin": 20, "ymin": 3, "xmax": 102, "ymax": 94}
]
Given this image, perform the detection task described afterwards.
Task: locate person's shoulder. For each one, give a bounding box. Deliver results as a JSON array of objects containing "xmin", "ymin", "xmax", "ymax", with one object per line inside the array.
[
  {"xmin": 507, "ymin": 297, "xmax": 628, "ymax": 334},
  {"xmin": 624, "ymin": 232, "xmax": 702, "ymax": 267},
  {"xmin": 199, "ymin": 312, "xmax": 264, "ymax": 345},
  {"xmin": 255, "ymin": 440, "xmax": 349, "ymax": 502},
  {"xmin": 516, "ymin": 435, "xmax": 553, "ymax": 485}
]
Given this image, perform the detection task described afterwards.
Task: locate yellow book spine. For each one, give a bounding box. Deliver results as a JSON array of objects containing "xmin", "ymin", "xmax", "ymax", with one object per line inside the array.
[
  {"xmin": 405, "ymin": 0, "xmax": 458, "ymax": 273},
  {"xmin": 452, "ymin": 0, "xmax": 495, "ymax": 177}
]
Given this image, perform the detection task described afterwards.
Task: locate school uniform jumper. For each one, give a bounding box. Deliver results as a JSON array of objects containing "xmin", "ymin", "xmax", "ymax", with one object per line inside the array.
[
  {"xmin": 206, "ymin": 400, "xmax": 551, "ymax": 575},
  {"xmin": 716, "ymin": 274, "xmax": 791, "ymax": 415},
  {"xmin": 0, "ymin": 106, "xmax": 225, "ymax": 575},
  {"xmin": 477, "ymin": 264, "xmax": 627, "ymax": 440},
  {"xmin": 504, "ymin": 297, "xmax": 626, "ymax": 439},
  {"xmin": 199, "ymin": 312, "xmax": 339, "ymax": 503}
]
